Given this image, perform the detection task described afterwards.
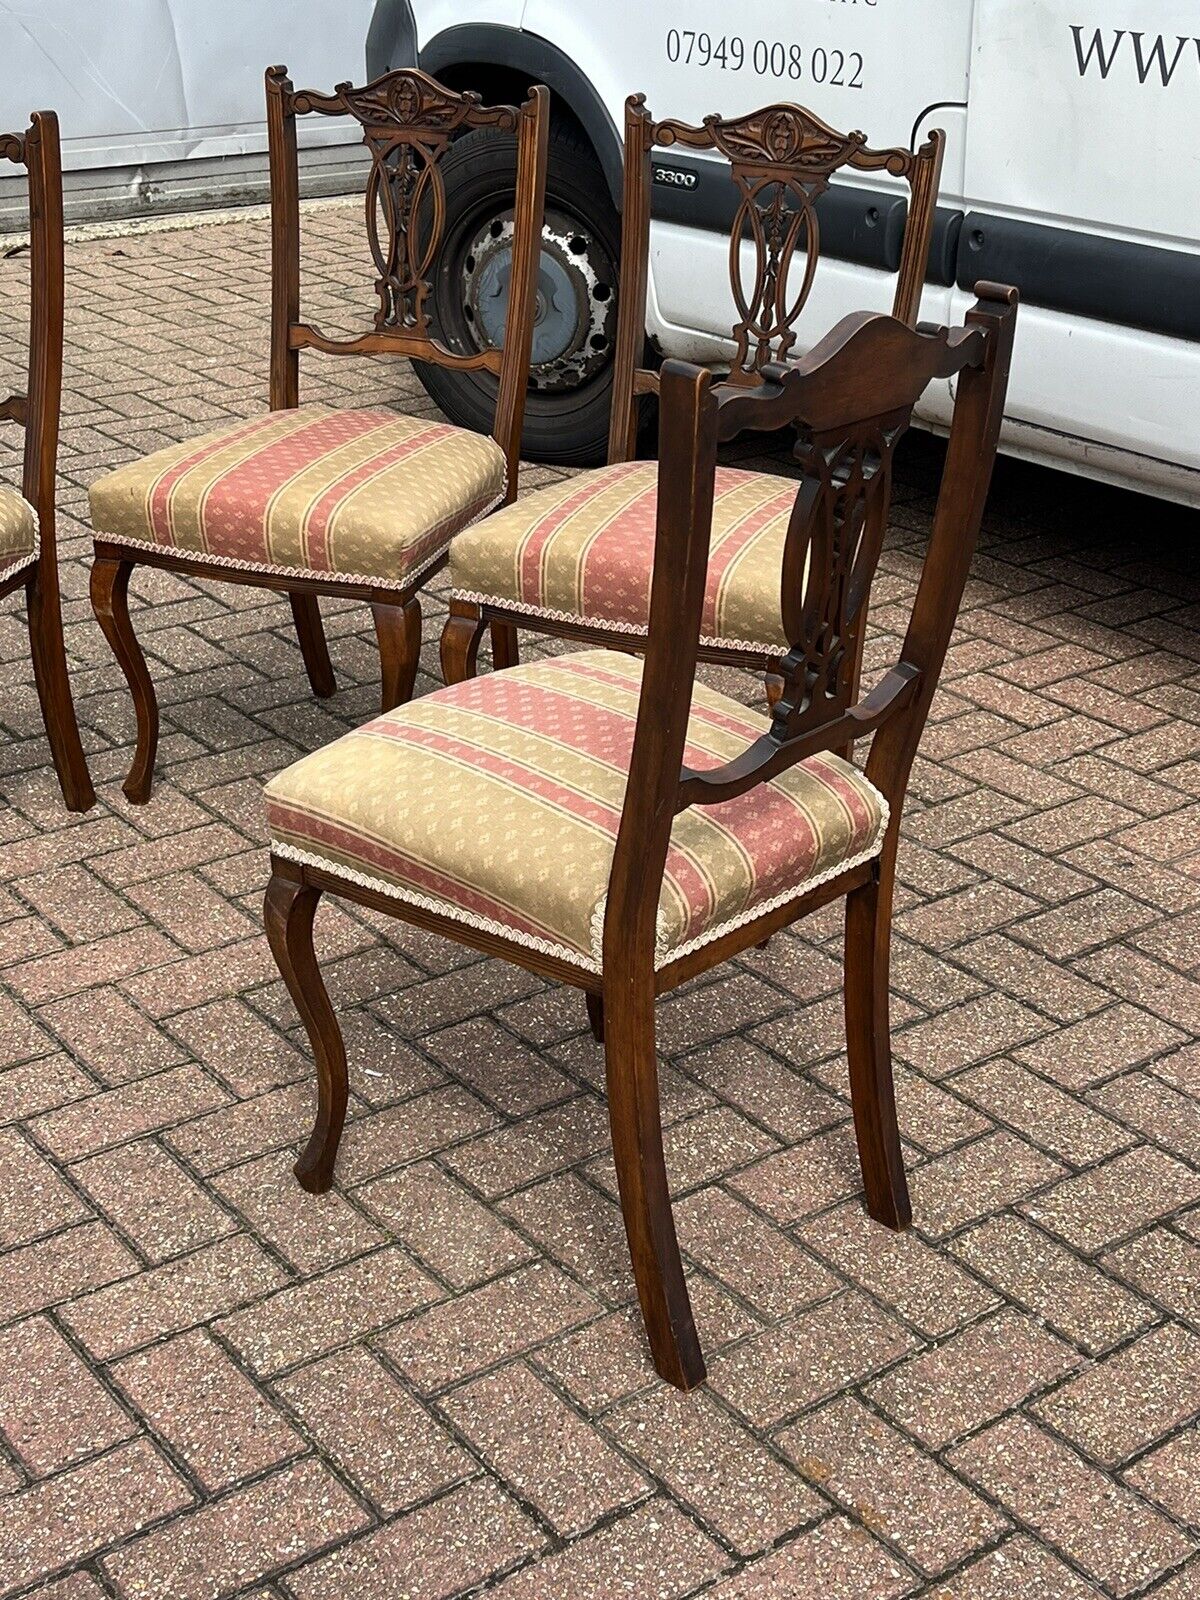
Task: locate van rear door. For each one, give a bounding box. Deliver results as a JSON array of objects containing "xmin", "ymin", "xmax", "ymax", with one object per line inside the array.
[{"xmin": 960, "ymin": 0, "xmax": 1200, "ymax": 494}]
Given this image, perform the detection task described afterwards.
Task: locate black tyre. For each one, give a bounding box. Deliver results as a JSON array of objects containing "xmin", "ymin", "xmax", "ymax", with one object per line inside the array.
[{"xmin": 413, "ymin": 117, "xmax": 619, "ymax": 466}]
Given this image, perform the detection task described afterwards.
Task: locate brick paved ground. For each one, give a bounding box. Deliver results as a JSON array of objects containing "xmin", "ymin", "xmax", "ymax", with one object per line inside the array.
[{"xmin": 1, "ymin": 201, "xmax": 1199, "ymax": 1600}]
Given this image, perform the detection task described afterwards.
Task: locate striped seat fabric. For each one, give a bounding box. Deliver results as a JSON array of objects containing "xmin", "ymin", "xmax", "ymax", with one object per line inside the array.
[
  {"xmin": 265, "ymin": 650, "xmax": 887, "ymax": 972},
  {"xmin": 89, "ymin": 405, "xmax": 507, "ymax": 586},
  {"xmin": 448, "ymin": 459, "xmax": 803, "ymax": 653},
  {"xmin": 0, "ymin": 485, "xmax": 37, "ymax": 577}
]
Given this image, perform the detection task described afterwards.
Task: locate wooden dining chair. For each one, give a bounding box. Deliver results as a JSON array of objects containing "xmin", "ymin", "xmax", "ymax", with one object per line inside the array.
[
  {"xmin": 441, "ymin": 94, "xmax": 945, "ymax": 695},
  {"xmin": 88, "ymin": 66, "xmax": 548, "ymax": 803},
  {"xmin": 1, "ymin": 111, "xmax": 94, "ymax": 813},
  {"xmin": 261, "ymin": 281, "xmax": 1017, "ymax": 1389}
]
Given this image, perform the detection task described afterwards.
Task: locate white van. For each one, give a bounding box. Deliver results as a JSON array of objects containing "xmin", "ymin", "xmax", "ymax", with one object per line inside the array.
[
  {"xmin": 374, "ymin": 0, "xmax": 1200, "ymax": 504},
  {"xmin": 6, "ymin": 2, "xmax": 1198, "ymax": 504}
]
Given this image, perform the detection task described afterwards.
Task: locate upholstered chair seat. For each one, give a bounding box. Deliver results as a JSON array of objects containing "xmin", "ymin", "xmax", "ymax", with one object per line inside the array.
[
  {"xmin": 265, "ymin": 649, "xmax": 887, "ymax": 971},
  {"xmin": 449, "ymin": 460, "xmax": 806, "ymax": 654},
  {"xmin": 89, "ymin": 405, "xmax": 507, "ymax": 587},
  {"xmin": 0, "ymin": 485, "xmax": 37, "ymax": 577}
]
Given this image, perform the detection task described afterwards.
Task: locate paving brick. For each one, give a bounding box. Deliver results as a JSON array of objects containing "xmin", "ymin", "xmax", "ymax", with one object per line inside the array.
[
  {"xmin": 110, "ymin": 1328, "xmax": 304, "ymax": 1491},
  {"xmin": 676, "ymin": 1185, "xmax": 838, "ymax": 1320},
  {"xmin": 32, "ymin": 1577, "xmax": 115, "ymax": 1600},
  {"xmin": 867, "ymin": 1306, "xmax": 1079, "ymax": 1447},
  {"xmin": 122, "ymin": 938, "xmax": 279, "ymax": 1020},
  {"xmin": 378, "ymin": 1261, "xmax": 601, "ymax": 1393},
  {"xmin": 1091, "ymin": 1069, "xmax": 1200, "ymax": 1161},
  {"xmin": 1033, "ymin": 1321, "xmax": 1200, "ymax": 1466},
  {"xmin": 896, "ymin": 993, "xmax": 1051, "ymax": 1078},
  {"xmin": 166, "ymin": 997, "xmax": 311, "ymax": 1098},
  {"xmin": 62, "ymin": 1232, "xmax": 287, "ymax": 1358},
  {"xmin": 953, "ymin": 1055, "xmax": 1133, "ymax": 1165},
  {"xmin": 0, "ymin": 1050, "xmax": 95, "ymax": 1121},
  {"xmin": 726, "ymin": 1124, "xmax": 865, "ymax": 1223},
  {"xmin": 534, "ymin": 1277, "xmax": 759, "ymax": 1413},
  {"xmin": 950, "ymin": 1415, "xmax": 1195, "ymax": 1595},
  {"xmin": 1147, "ymin": 1559, "xmax": 1200, "ymax": 1600},
  {"xmin": 497, "ymin": 1170, "xmax": 637, "ymax": 1302},
  {"xmin": 1014, "ymin": 887, "xmax": 1158, "ymax": 959},
  {"xmin": 15, "ymin": 863, "xmax": 140, "ymax": 942},
  {"xmin": 0, "ymin": 1221, "xmax": 138, "ymax": 1324},
  {"xmin": 0, "ymin": 1437, "xmax": 192, "ymax": 1593},
  {"xmin": 1014, "ymin": 1001, "xmax": 1187, "ymax": 1087},
  {"xmin": 0, "ymin": 1124, "xmax": 91, "ymax": 1246},
  {"xmin": 1124, "ymin": 1428, "xmax": 1200, "ymax": 1526},
  {"xmin": 1074, "ymin": 946, "xmax": 1200, "ymax": 1032},
  {"xmin": 945, "ymin": 937, "xmax": 1108, "ymax": 1028},
  {"xmin": 335, "ymin": 1082, "xmax": 500, "ymax": 1184},
  {"xmin": 709, "ymin": 1291, "xmax": 918, "ymax": 1429},
  {"xmin": 1022, "ymin": 1144, "xmax": 1200, "ymax": 1252},
  {"xmin": 897, "ymin": 880, "xmax": 1042, "ymax": 950},
  {"xmin": 703, "ymin": 1515, "xmax": 914, "ymax": 1599},
  {"xmin": 213, "ymin": 1150, "xmax": 385, "ymax": 1274},
  {"xmin": 70, "ymin": 1138, "xmax": 237, "ymax": 1262},
  {"xmin": 886, "ymin": 1061, "xmax": 994, "ymax": 1153},
  {"xmin": 40, "ymin": 985, "xmax": 187, "ymax": 1082},
  {"xmin": 289, "ymin": 1476, "xmax": 545, "ymax": 1600},
  {"xmin": 589, "ymin": 1104, "xmax": 780, "ymax": 1203},
  {"xmin": 677, "ymin": 1038, "xmax": 848, "ymax": 1143},
  {"xmin": 911, "ymin": 1130, "xmax": 1066, "ymax": 1238},
  {"xmin": 1103, "ymin": 1224, "xmax": 1200, "ymax": 1322},
  {"xmin": 606, "ymin": 1386, "xmax": 819, "ymax": 1554},
  {"xmin": 31, "ymin": 1062, "xmax": 230, "ymax": 1161},
  {"xmin": 798, "ymin": 1200, "xmax": 998, "ymax": 1336},
  {"xmin": 0, "ymin": 1314, "xmax": 135, "ymax": 1474},
  {"xmin": 442, "ymin": 1095, "xmax": 610, "ymax": 1198},
  {"xmin": 216, "ymin": 1246, "xmax": 440, "ymax": 1377},
  {"xmin": 780, "ymin": 1395, "xmax": 1007, "ymax": 1576},
  {"xmin": 422, "ymin": 1016, "xmax": 576, "ymax": 1114},
  {"xmin": 951, "ymin": 1214, "xmax": 1153, "ymax": 1353},
  {"xmin": 358, "ymin": 1158, "xmax": 533, "ymax": 1288},
  {"xmin": 5, "ymin": 926, "xmax": 176, "ymax": 1005},
  {"xmin": 445, "ymin": 1361, "xmax": 651, "ymax": 1536},
  {"xmin": 486, "ymin": 1500, "xmax": 726, "ymax": 1600},
  {"xmin": 103, "ymin": 1456, "xmax": 369, "ymax": 1600},
  {"xmin": 275, "ymin": 1344, "xmax": 470, "ymax": 1514},
  {"xmin": 165, "ymin": 1081, "xmax": 317, "ymax": 1174},
  {"xmin": 924, "ymin": 1534, "xmax": 1104, "ymax": 1598}
]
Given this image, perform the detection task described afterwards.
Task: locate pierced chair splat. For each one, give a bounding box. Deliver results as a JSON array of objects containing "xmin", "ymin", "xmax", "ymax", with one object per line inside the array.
[
  {"xmin": 88, "ymin": 66, "xmax": 548, "ymax": 803},
  {"xmin": 441, "ymin": 92, "xmax": 945, "ymax": 689},
  {"xmin": 262, "ymin": 282, "xmax": 1018, "ymax": 1390}
]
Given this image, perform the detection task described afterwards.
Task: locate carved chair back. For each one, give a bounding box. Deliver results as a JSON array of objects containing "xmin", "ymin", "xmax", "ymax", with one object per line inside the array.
[
  {"xmin": 265, "ymin": 66, "xmax": 549, "ymax": 496},
  {"xmin": 608, "ymin": 95, "xmax": 945, "ymax": 461},
  {"xmin": 1, "ymin": 110, "xmax": 64, "ymax": 563},
  {"xmin": 606, "ymin": 284, "xmax": 1018, "ymax": 972}
]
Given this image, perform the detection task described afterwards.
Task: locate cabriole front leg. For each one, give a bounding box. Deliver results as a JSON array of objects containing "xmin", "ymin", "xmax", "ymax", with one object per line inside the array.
[{"xmin": 264, "ymin": 862, "xmax": 348, "ymax": 1193}]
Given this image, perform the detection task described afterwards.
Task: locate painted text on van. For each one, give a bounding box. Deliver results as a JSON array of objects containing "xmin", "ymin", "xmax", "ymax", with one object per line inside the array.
[{"xmin": 1071, "ymin": 27, "xmax": 1200, "ymax": 87}]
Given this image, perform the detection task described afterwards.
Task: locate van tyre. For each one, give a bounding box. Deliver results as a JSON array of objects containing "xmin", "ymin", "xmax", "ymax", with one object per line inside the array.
[{"xmin": 413, "ymin": 116, "xmax": 620, "ymax": 466}]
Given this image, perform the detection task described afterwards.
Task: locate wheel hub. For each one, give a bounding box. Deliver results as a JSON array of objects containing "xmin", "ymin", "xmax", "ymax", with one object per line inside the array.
[{"xmin": 460, "ymin": 205, "xmax": 616, "ymax": 392}]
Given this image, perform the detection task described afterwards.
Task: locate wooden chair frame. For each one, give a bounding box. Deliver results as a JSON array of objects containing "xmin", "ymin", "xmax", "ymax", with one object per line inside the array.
[
  {"xmin": 0, "ymin": 111, "xmax": 94, "ymax": 813},
  {"xmin": 442, "ymin": 92, "xmax": 945, "ymax": 687},
  {"xmin": 265, "ymin": 281, "xmax": 1017, "ymax": 1390},
  {"xmin": 92, "ymin": 66, "xmax": 548, "ymax": 803}
]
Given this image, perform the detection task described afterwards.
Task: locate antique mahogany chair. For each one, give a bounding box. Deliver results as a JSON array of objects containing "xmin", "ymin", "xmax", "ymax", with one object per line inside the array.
[
  {"xmin": 262, "ymin": 282, "xmax": 1017, "ymax": 1389},
  {"xmin": 441, "ymin": 94, "xmax": 945, "ymax": 693},
  {"xmin": 1, "ymin": 111, "xmax": 94, "ymax": 813},
  {"xmin": 88, "ymin": 66, "xmax": 548, "ymax": 803}
]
